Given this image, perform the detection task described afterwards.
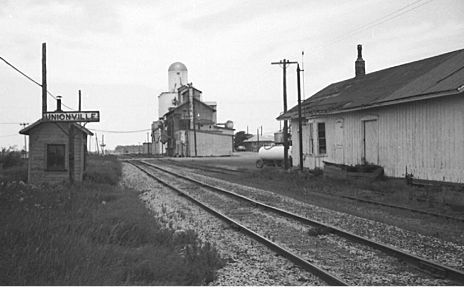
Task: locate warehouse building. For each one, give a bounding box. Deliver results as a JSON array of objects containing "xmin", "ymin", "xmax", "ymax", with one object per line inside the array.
[{"xmin": 279, "ymin": 45, "xmax": 464, "ymax": 183}]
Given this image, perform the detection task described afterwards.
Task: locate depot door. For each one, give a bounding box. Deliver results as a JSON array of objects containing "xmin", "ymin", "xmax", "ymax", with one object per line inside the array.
[
  {"xmin": 363, "ymin": 120, "xmax": 378, "ymax": 164},
  {"xmin": 333, "ymin": 119, "xmax": 344, "ymax": 163}
]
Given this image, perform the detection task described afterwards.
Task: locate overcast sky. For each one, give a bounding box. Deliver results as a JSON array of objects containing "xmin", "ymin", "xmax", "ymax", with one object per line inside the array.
[{"xmin": 1, "ymin": 0, "xmax": 463, "ymax": 150}]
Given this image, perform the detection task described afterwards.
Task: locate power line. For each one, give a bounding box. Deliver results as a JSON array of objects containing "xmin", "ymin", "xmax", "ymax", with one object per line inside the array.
[
  {"xmin": 89, "ymin": 128, "xmax": 151, "ymax": 134},
  {"xmin": 0, "ymin": 134, "xmax": 19, "ymax": 138},
  {"xmin": 0, "ymin": 56, "xmax": 42, "ymax": 87},
  {"xmin": 0, "ymin": 55, "xmax": 75, "ymax": 110},
  {"xmin": 324, "ymin": 0, "xmax": 434, "ymax": 47}
]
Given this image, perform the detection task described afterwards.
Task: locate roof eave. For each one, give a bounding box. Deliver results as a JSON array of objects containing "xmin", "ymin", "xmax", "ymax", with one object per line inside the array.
[
  {"xmin": 325, "ymin": 89, "xmax": 462, "ymax": 115},
  {"xmin": 278, "ymin": 89, "xmax": 462, "ymax": 120}
]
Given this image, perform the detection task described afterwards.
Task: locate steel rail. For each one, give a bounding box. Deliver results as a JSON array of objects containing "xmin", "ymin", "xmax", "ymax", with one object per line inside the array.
[
  {"xmin": 338, "ymin": 194, "xmax": 464, "ymax": 222},
  {"xmin": 128, "ymin": 160, "xmax": 348, "ymax": 286},
  {"xmin": 157, "ymin": 158, "xmax": 241, "ymax": 174},
  {"xmin": 159, "ymin": 158, "xmax": 464, "ymax": 223},
  {"xmin": 138, "ymin": 159, "xmax": 464, "ymax": 285}
]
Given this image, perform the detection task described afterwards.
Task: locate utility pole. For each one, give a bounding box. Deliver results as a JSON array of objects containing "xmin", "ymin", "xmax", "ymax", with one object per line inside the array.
[
  {"xmin": 189, "ymin": 85, "xmax": 198, "ymax": 157},
  {"xmin": 20, "ymin": 123, "xmax": 29, "ymax": 156},
  {"xmin": 272, "ymin": 59, "xmax": 297, "ymax": 170},
  {"xmin": 95, "ymin": 133, "xmax": 100, "ymax": 155},
  {"xmin": 78, "ymin": 90, "xmax": 82, "ymax": 111},
  {"xmin": 257, "ymin": 128, "xmax": 260, "ymax": 152},
  {"xmin": 101, "ymin": 134, "xmax": 106, "ymax": 155},
  {"xmin": 42, "ymin": 43, "xmax": 47, "ymax": 117},
  {"xmin": 297, "ymin": 64, "xmax": 304, "ymax": 171}
]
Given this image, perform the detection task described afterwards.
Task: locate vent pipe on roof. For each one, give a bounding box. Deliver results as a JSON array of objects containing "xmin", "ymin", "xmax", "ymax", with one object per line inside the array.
[
  {"xmin": 355, "ymin": 44, "xmax": 365, "ymax": 77},
  {"xmin": 56, "ymin": 96, "xmax": 62, "ymax": 112}
]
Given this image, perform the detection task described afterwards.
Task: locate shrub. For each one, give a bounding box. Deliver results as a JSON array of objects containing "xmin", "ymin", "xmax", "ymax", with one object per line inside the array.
[{"xmin": 0, "ymin": 147, "xmax": 23, "ymax": 169}]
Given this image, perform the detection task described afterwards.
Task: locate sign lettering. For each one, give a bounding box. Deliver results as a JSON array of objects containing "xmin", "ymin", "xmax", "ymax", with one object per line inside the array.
[{"xmin": 43, "ymin": 111, "xmax": 100, "ymax": 122}]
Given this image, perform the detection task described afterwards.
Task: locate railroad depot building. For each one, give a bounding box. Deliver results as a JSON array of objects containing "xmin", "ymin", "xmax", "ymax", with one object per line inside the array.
[
  {"xmin": 19, "ymin": 98, "xmax": 95, "ymax": 184},
  {"xmin": 20, "ymin": 120, "xmax": 92, "ymax": 184},
  {"xmin": 152, "ymin": 62, "xmax": 234, "ymax": 157},
  {"xmin": 279, "ymin": 46, "xmax": 464, "ymax": 183}
]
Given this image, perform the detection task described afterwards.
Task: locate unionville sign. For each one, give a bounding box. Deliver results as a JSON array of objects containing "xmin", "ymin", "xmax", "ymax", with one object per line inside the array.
[{"xmin": 43, "ymin": 111, "xmax": 100, "ymax": 122}]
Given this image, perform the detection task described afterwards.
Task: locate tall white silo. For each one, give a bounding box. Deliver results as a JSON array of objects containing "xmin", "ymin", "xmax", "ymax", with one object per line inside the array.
[
  {"xmin": 158, "ymin": 62, "xmax": 188, "ymax": 118},
  {"xmin": 168, "ymin": 62, "xmax": 188, "ymax": 92}
]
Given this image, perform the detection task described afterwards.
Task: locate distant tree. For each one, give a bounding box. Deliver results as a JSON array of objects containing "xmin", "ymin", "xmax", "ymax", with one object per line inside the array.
[
  {"xmin": 234, "ymin": 131, "xmax": 252, "ymax": 148},
  {"xmin": 0, "ymin": 146, "xmax": 22, "ymax": 169}
]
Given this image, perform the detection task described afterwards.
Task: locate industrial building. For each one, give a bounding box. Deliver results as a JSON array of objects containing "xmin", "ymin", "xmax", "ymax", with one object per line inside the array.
[
  {"xmin": 152, "ymin": 62, "xmax": 234, "ymax": 157},
  {"xmin": 279, "ymin": 45, "xmax": 464, "ymax": 183}
]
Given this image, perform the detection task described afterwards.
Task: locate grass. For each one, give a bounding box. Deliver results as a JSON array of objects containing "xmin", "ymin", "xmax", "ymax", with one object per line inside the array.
[
  {"xmin": 249, "ymin": 167, "xmax": 464, "ymax": 210},
  {"xmin": 0, "ymin": 154, "xmax": 224, "ymax": 285}
]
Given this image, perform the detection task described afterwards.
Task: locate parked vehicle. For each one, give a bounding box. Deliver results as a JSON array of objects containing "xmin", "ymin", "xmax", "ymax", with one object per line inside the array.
[{"xmin": 236, "ymin": 145, "xmax": 246, "ymax": 152}]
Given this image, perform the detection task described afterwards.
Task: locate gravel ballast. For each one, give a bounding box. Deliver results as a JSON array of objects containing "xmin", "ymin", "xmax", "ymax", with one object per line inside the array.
[
  {"xmin": 121, "ymin": 163, "xmax": 325, "ymax": 285},
  {"xmin": 143, "ymin": 160, "xmax": 464, "ymax": 272}
]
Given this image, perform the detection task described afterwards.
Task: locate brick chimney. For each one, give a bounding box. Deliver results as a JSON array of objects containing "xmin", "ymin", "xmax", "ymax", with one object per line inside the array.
[
  {"xmin": 56, "ymin": 96, "xmax": 62, "ymax": 112},
  {"xmin": 355, "ymin": 44, "xmax": 365, "ymax": 77}
]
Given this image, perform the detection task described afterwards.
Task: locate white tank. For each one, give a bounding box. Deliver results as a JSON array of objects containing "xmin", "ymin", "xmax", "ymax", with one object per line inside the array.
[
  {"xmin": 258, "ymin": 145, "xmax": 291, "ymax": 161},
  {"xmin": 168, "ymin": 62, "xmax": 188, "ymax": 92}
]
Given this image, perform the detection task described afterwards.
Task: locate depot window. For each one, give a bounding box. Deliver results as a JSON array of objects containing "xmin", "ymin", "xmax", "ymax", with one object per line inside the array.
[
  {"xmin": 317, "ymin": 122, "xmax": 326, "ymax": 155},
  {"xmin": 47, "ymin": 144, "xmax": 65, "ymax": 171}
]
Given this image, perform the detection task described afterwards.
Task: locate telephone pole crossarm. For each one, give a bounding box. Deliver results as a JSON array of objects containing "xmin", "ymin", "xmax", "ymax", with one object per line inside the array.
[{"xmin": 272, "ymin": 59, "xmax": 298, "ymax": 170}]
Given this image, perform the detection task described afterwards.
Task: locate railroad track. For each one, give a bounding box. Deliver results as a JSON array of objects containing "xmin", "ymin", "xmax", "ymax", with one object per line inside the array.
[
  {"xmin": 157, "ymin": 158, "xmax": 241, "ymax": 175},
  {"xmin": 128, "ymin": 160, "xmax": 346, "ymax": 285},
  {"xmin": 164, "ymin": 159, "xmax": 464, "ymax": 223},
  {"xmin": 128, "ymin": 160, "xmax": 464, "ymax": 285}
]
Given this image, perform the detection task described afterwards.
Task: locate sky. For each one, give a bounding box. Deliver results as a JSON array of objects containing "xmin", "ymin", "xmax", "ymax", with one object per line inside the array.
[{"xmin": 1, "ymin": 0, "xmax": 463, "ymax": 151}]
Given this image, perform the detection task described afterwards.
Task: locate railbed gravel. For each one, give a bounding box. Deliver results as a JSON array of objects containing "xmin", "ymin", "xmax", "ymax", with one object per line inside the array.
[
  {"xmin": 121, "ymin": 163, "xmax": 324, "ymax": 286},
  {"xmin": 141, "ymin": 163, "xmax": 454, "ymax": 285},
  {"xmin": 144, "ymin": 160, "xmax": 464, "ymax": 272}
]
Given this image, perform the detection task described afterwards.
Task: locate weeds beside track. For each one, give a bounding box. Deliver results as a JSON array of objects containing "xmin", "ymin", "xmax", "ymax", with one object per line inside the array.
[{"xmin": 0, "ymin": 155, "xmax": 223, "ymax": 285}]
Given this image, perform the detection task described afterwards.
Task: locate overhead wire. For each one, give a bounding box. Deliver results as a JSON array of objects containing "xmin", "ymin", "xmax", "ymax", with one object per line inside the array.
[
  {"xmin": 324, "ymin": 0, "xmax": 434, "ymax": 47},
  {"xmin": 0, "ymin": 134, "xmax": 20, "ymax": 138},
  {"xmin": 0, "ymin": 56, "xmax": 75, "ymax": 110},
  {"xmin": 3, "ymin": 1, "xmax": 436, "ymax": 136},
  {"xmin": 88, "ymin": 128, "xmax": 151, "ymax": 134}
]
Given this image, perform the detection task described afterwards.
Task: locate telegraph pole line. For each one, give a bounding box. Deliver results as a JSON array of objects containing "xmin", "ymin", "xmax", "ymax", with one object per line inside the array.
[
  {"xmin": 297, "ymin": 64, "xmax": 304, "ymax": 171},
  {"xmin": 78, "ymin": 90, "xmax": 82, "ymax": 111},
  {"xmin": 42, "ymin": 43, "xmax": 47, "ymax": 117},
  {"xmin": 272, "ymin": 59, "xmax": 297, "ymax": 170},
  {"xmin": 19, "ymin": 122, "xmax": 29, "ymax": 156}
]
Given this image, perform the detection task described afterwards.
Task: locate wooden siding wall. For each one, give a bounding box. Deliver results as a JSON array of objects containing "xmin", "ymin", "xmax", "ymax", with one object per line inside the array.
[
  {"xmin": 187, "ymin": 130, "xmax": 233, "ymax": 156},
  {"xmin": 28, "ymin": 123, "xmax": 87, "ymax": 184},
  {"xmin": 292, "ymin": 94, "xmax": 464, "ymax": 183}
]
